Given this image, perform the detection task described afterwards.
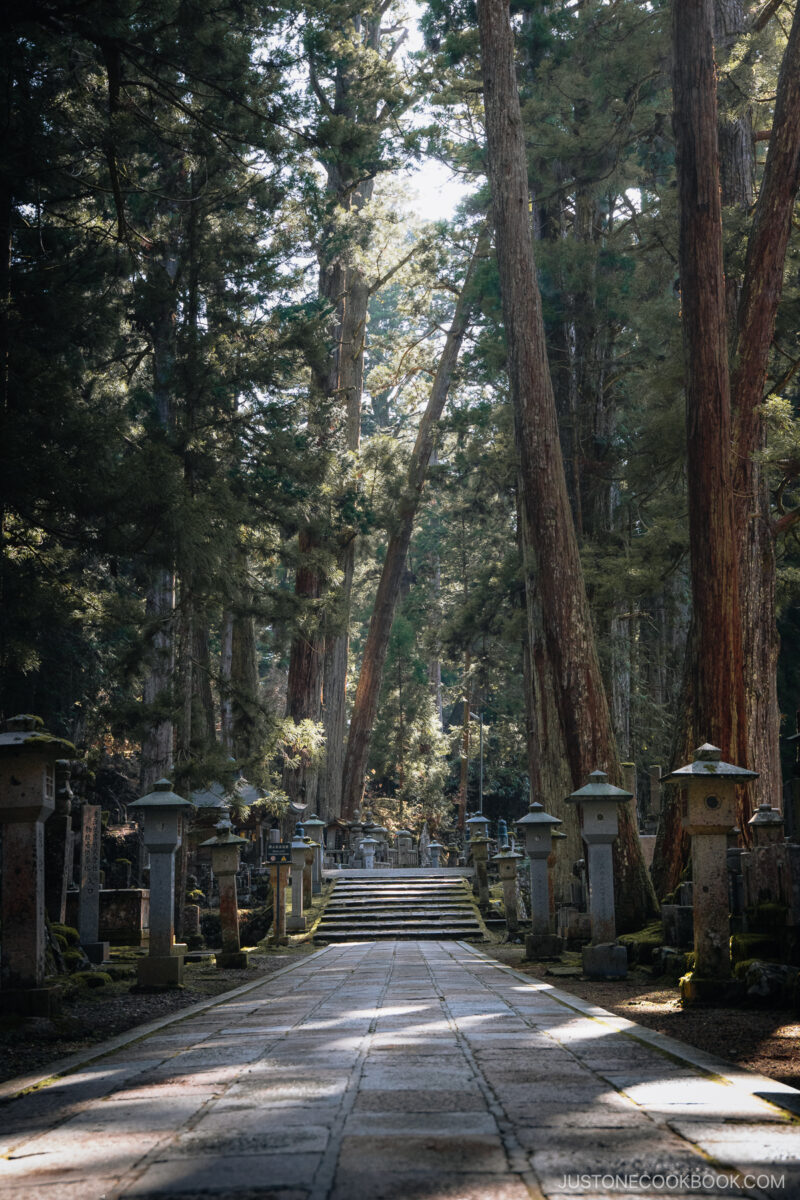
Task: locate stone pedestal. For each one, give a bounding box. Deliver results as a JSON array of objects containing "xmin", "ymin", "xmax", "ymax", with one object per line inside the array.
[
  {"xmin": 0, "ymin": 716, "xmax": 74, "ymax": 1016},
  {"xmin": 287, "ymin": 839, "xmax": 307, "ymax": 932},
  {"xmin": 525, "ymin": 932, "xmax": 563, "ymax": 959},
  {"xmin": 78, "ymin": 804, "xmax": 109, "ymax": 963},
  {"xmin": 429, "ymin": 841, "xmax": 445, "ymax": 868},
  {"xmin": 583, "ymin": 943, "xmax": 628, "ymax": 980}
]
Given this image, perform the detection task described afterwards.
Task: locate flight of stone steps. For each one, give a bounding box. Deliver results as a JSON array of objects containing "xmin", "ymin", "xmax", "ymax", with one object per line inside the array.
[{"xmin": 314, "ymin": 873, "xmax": 486, "ymax": 942}]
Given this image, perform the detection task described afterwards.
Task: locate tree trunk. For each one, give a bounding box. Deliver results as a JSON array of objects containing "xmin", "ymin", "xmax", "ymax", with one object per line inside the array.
[
  {"xmin": 654, "ymin": 0, "xmax": 800, "ymax": 895},
  {"xmin": 477, "ymin": 0, "xmax": 655, "ymax": 928},
  {"xmin": 340, "ymin": 235, "xmax": 484, "ymax": 819},
  {"xmin": 731, "ymin": 0, "xmax": 800, "ymax": 808},
  {"xmin": 220, "ymin": 609, "xmax": 234, "ymax": 753}
]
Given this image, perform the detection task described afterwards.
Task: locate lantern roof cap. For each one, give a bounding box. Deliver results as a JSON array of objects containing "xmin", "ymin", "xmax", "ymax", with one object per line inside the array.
[
  {"xmin": 465, "ymin": 811, "xmax": 489, "ymax": 826},
  {"xmin": 492, "ymin": 845, "xmax": 523, "ymax": 862},
  {"xmin": 517, "ymin": 801, "xmax": 562, "ymax": 828},
  {"xmin": 130, "ymin": 779, "xmax": 194, "ymax": 811},
  {"xmin": 200, "ymin": 816, "xmax": 248, "ymax": 847},
  {"xmin": 748, "ymin": 803, "xmax": 783, "ymax": 827},
  {"xmin": 565, "ymin": 770, "xmax": 633, "ymax": 803},
  {"xmin": 0, "ymin": 715, "xmax": 74, "ymax": 756},
  {"xmin": 667, "ymin": 744, "xmax": 758, "ymax": 781},
  {"xmin": 302, "ymin": 813, "xmax": 325, "ymax": 827}
]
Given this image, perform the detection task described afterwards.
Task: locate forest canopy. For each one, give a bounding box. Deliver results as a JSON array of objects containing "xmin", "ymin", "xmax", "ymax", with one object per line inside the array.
[{"xmin": 2, "ymin": 0, "xmax": 799, "ymax": 905}]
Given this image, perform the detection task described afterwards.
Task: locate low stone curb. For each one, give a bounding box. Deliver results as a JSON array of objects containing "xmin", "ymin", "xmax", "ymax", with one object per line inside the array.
[
  {"xmin": 459, "ymin": 941, "xmax": 800, "ymax": 1118},
  {"xmin": 0, "ymin": 944, "xmax": 332, "ymax": 1103}
]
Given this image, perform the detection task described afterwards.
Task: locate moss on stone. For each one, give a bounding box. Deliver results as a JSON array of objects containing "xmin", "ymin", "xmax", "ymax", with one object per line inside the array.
[
  {"xmin": 52, "ymin": 923, "xmax": 80, "ymax": 946},
  {"xmin": 731, "ymin": 932, "xmax": 780, "ymax": 964},
  {"xmin": 71, "ymin": 971, "xmax": 112, "ymax": 989},
  {"xmin": 619, "ymin": 921, "xmax": 663, "ymax": 965}
]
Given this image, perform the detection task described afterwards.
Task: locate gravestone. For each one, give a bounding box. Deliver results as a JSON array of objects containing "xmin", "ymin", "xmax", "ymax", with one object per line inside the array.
[
  {"xmin": 78, "ymin": 804, "xmax": 109, "ymax": 963},
  {"xmin": 44, "ymin": 759, "xmax": 74, "ymax": 924}
]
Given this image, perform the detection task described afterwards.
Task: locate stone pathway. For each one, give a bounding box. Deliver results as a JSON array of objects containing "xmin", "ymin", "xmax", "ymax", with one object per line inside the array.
[{"xmin": 1, "ymin": 942, "xmax": 799, "ymax": 1200}]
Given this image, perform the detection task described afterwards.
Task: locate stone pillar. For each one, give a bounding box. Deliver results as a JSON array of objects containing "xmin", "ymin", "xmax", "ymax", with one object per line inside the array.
[
  {"xmin": 129, "ymin": 780, "xmax": 194, "ymax": 988},
  {"xmin": 429, "ymin": 841, "xmax": 444, "ymax": 868},
  {"xmin": 303, "ymin": 816, "xmax": 325, "ymax": 894},
  {"xmin": 44, "ymin": 759, "xmax": 74, "ymax": 925},
  {"xmin": 492, "ymin": 846, "xmax": 523, "ymax": 939},
  {"xmin": 565, "ymin": 770, "xmax": 634, "ymax": 980},
  {"xmin": 516, "ymin": 800, "xmax": 563, "ymax": 959},
  {"xmin": 470, "ymin": 836, "xmax": 491, "ymax": 913},
  {"xmin": 287, "ymin": 829, "xmax": 307, "ymax": 932},
  {"xmin": 667, "ymin": 744, "xmax": 758, "ymax": 1004},
  {"xmin": 202, "ymin": 819, "xmax": 249, "ymax": 969},
  {"xmin": 303, "ymin": 841, "xmax": 315, "ymax": 906},
  {"xmin": 0, "ymin": 716, "xmax": 74, "ymax": 1015},
  {"xmin": 78, "ymin": 804, "xmax": 109, "ymax": 964}
]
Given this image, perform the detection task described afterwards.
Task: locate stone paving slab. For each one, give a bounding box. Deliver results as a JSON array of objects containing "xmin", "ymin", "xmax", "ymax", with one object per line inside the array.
[{"xmin": 1, "ymin": 940, "xmax": 799, "ymax": 1200}]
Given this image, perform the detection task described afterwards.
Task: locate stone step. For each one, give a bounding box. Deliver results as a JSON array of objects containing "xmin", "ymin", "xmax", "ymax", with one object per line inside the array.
[
  {"xmin": 316, "ymin": 931, "xmax": 484, "ymax": 940},
  {"xmin": 313, "ymin": 875, "xmax": 487, "ymax": 944}
]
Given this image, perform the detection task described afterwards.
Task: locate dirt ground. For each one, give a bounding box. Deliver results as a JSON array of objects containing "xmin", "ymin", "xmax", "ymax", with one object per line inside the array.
[{"xmin": 490, "ymin": 944, "xmax": 800, "ymax": 1089}]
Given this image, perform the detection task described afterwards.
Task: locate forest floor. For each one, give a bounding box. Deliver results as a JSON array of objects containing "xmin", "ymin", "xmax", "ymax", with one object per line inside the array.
[{"xmin": 490, "ymin": 943, "xmax": 800, "ymax": 1089}]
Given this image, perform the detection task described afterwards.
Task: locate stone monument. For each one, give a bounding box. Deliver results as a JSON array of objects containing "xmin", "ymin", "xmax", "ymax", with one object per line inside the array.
[
  {"xmin": 201, "ymin": 816, "xmax": 249, "ymax": 968},
  {"xmin": 0, "ymin": 715, "xmax": 73, "ymax": 1015},
  {"xmin": 128, "ymin": 779, "xmax": 194, "ymax": 988},
  {"xmin": 667, "ymin": 744, "xmax": 757, "ymax": 1003},
  {"xmin": 565, "ymin": 769, "xmax": 633, "ymax": 979},
  {"xmin": 516, "ymin": 800, "xmax": 563, "ymax": 958},
  {"xmin": 78, "ymin": 802, "xmax": 109, "ymax": 963},
  {"xmin": 492, "ymin": 844, "xmax": 523, "ymax": 938},
  {"xmin": 288, "ymin": 822, "xmax": 308, "ymax": 932}
]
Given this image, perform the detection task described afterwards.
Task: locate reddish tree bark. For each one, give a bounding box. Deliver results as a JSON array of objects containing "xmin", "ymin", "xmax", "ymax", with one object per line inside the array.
[{"xmin": 477, "ymin": 0, "xmax": 655, "ymax": 928}]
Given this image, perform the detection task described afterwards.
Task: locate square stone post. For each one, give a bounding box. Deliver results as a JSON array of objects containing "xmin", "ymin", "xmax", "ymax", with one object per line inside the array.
[
  {"xmin": 516, "ymin": 801, "xmax": 563, "ymax": 958},
  {"xmin": 303, "ymin": 815, "xmax": 325, "ymax": 894},
  {"xmin": 469, "ymin": 836, "xmax": 491, "ymax": 913},
  {"xmin": 492, "ymin": 846, "xmax": 523, "ymax": 938},
  {"xmin": 668, "ymin": 744, "xmax": 758, "ymax": 1003},
  {"xmin": 201, "ymin": 818, "xmax": 248, "ymax": 969},
  {"xmin": 129, "ymin": 780, "xmax": 194, "ymax": 988},
  {"xmin": 303, "ymin": 840, "xmax": 315, "ymax": 904},
  {"xmin": 287, "ymin": 825, "xmax": 307, "ymax": 932},
  {"xmin": 566, "ymin": 770, "xmax": 634, "ymax": 980},
  {"xmin": 0, "ymin": 715, "xmax": 74, "ymax": 1015},
  {"xmin": 78, "ymin": 803, "xmax": 109, "ymax": 963},
  {"xmin": 44, "ymin": 758, "xmax": 74, "ymax": 925}
]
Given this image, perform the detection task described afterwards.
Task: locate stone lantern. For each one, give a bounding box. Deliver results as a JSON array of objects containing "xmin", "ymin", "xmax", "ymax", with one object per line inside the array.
[
  {"xmin": 128, "ymin": 779, "xmax": 194, "ymax": 987},
  {"xmin": 516, "ymin": 800, "xmax": 563, "ymax": 958},
  {"xmin": 565, "ymin": 769, "xmax": 633, "ymax": 979},
  {"xmin": 303, "ymin": 814, "xmax": 326, "ymax": 894},
  {"xmin": 466, "ymin": 811, "xmax": 490, "ymax": 840},
  {"xmin": 668, "ymin": 744, "xmax": 757, "ymax": 999},
  {"xmin": 302, "ymin": 838, "xmax": 316, "ymax": 905},
  {"xmin": 748, "ymin": 803, "xmax": 784, "ymax": 848},
  {"xmin": 288, "ymin": 822, "xmax": 308, "ymax": 932},
  {"xmin": 360, "ymin": 835, "xmax": 379, "ymax": 870},
  {"xmin": 492, "ymin": 845, "xmax": 524, "ymax": 938},
  {"xmin": 429, "ymin": 840, "xmax": 445, "ymax": 868},
  {"xmin": 200, "ymin": 817, "xmax": 249, "ymax": 969},
  {"xmin": 0, "ymin": 715, "xmax": 74, "ymax": 1014},
  {"xmin": 469, "ymin": 835, "xmax": 491, "ymax": 913}
]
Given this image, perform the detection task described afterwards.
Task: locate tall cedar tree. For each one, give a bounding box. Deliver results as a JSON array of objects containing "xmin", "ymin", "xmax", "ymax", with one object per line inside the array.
[{"xmin": 476, "ymin": 0, "xmax": 655, "ymax": 928}]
